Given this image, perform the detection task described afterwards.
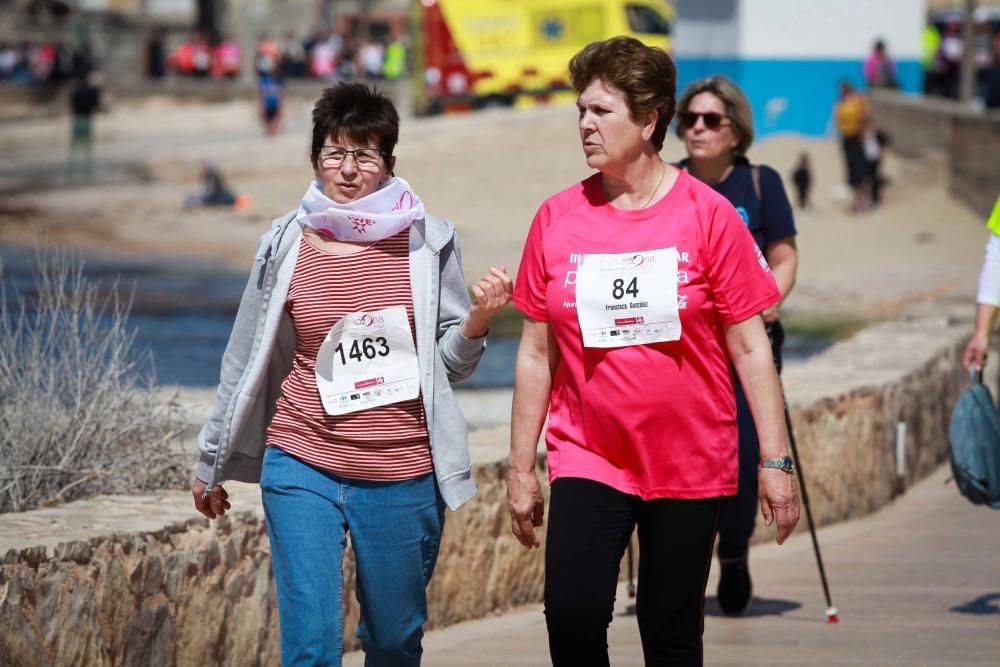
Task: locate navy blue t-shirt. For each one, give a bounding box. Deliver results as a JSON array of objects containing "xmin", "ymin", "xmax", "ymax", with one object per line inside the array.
[{"xmin": 676, "ymin": 156, "xmax": 797, "ymax": 255}]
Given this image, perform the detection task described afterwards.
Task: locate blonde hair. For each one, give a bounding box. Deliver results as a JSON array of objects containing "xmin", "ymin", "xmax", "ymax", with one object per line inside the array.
[{"xmin": 675, "ymin": 75, "xmax": 755, "ymax": 155}]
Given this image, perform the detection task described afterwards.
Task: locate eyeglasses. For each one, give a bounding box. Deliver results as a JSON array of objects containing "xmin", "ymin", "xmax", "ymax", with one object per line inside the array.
[
  {"xmin": 318, "ymin": 146, "xmax": 387, "ymax": 170},
  {"xmin": 678, "ymin": 111, "xmax": 731, "ymax": 130}
]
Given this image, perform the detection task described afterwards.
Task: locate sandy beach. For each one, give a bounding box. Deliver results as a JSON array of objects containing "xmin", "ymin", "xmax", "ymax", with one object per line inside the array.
[{"xmin": 0, "ymin": 96, "xmax": 987, "ymax": 323}]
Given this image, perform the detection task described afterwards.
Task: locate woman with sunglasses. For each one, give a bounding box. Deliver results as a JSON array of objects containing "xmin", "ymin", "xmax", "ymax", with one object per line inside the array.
[
  {"xmin": 191, "ymin": 82, "xmax": 512, "ymax": 665},
  {"xmin": 674, "ymin": 75, "xmax": 799, "ymax": 617},
  {"xmin": 507, "ymin": 39, "xmax": 799, "ymax": 665}
]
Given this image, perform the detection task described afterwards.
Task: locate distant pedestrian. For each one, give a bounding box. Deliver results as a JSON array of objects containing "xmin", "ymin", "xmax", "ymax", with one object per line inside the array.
[
  {"xmin": 359, "ymin": 37, "xmax": 385, "ymax": 79},
  {"xmin": 258, "ymin": 73, "xmax": 284, "ymax": 136},
  {"xmin": 212, "ymin": 36, "xmax": 241, "ymax": 79},
  {"xmin": 791, "ymin": 152, "xmax": 812, "ymax": 210},
  {"xmin": 337, "ymin": 35, "xmax": 358, "ymax": 79},
  {"xmin": 183, "ymin": 160, "xmax": 238, "ymax": 208},
  {"xmin": 31, "ymin": 42, "xmax": 56, "ymax": 82},
  {"xmin": 49, "ymin": 40, "xmax": 75, "ymax": 84},
  {"xmin": 310, "ymin": 32, "xmax": 339, "ymax": 80},
  {"xmin": 834, "ymin": 81, "xmax": 870, "ymax": 213},
  {"xmin": 189, "ymin": 35, "xmax": 212, "ymax": 78},
  {"xmin": 862, "ymin": 120, "xmax": 887, "ymax": 207},
  {"xmin": 383, "ymin": 38, "xmax": 407, "ymax": 80},
  {"xmin": 0, "ymin": 43, "xmax": 15, "ymax": 80},
  {"xmin": 67, "ymin": 72, "xmax": 102, "ymax": 178},
  {"xmin": 933, "ymin": 17, "xmax": 964, "ymax": 98},
  {"xmin": 675, "ymin": 74, "xmax": 800, "ymax": 616},
  {"xmin": 279, "ymin": 30, "xmax": 307, "ymax": 79},
  {"xmin": 978, "ymin": 32, "xmax": 1000, "ymax": 109},
  {"xmin": 12, "ymin": 42, "xmax": 32, "ymax": 83},
  {"xmin": 147, "ymin": 28, "xmax": 166, "ymax": 79},
  {"xmin": 922, "ymin": 23, "xmax": 942, "ymax": 93},
  {"xmin": 255, "ymin": 33, "xmax": 280, "ymax": 79},
  {"xmin": 963, "ymin": 195, "xmax": 1000, "ymax": 372},
  {"xmin": 864, "ymin": 39, "xmax": 898, "ymax": 89}
]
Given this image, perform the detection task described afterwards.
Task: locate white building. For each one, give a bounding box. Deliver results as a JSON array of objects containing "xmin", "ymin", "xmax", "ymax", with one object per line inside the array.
[{"xmin": 672, "ymin": 0, "xmax": 927, "ymax": 136}]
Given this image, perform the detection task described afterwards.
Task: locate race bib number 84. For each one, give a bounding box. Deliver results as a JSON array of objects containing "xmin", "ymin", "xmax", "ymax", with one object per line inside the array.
[
  {"xmin": 315, "ymin": 305, "xmax": 420, "ymax": 415},
  {"xmin": 575, "ymin": 248, "xmax": 682, "ymax": 348}
]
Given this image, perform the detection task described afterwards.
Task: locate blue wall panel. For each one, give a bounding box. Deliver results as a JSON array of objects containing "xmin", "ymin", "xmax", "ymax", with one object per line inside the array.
[{"xmin": 673, "ymin": 57, "xmax": 923, "ymax": 137}]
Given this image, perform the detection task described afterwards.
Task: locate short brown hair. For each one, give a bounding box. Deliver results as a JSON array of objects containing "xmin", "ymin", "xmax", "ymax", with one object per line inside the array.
[
  {"xmin": 675, "ymin": 75, "xmax": 755, "ymax": 155},
  {"xmin": 310, "ymin": 82, "xmax": 399, "ymax": 168},
  {"xmin": 569, "ymin": 37, "xmax": 677, "ymax": 151}
]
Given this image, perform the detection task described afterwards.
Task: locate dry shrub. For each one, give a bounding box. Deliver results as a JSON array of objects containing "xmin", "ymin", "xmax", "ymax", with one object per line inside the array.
[{"xmin": 0, "ymin": 251, "xmax": 187, "ymax": 514}]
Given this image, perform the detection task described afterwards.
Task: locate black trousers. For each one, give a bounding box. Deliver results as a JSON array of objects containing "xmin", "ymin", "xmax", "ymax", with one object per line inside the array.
[{"xmin": 544, "ymin": 477, "xmax": 721, "ymax": 667}]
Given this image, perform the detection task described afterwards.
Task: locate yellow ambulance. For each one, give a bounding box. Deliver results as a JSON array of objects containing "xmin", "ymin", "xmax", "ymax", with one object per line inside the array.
[{"xmin": 410, "ymin": 0, "xmax": 675, "ymax": 114}]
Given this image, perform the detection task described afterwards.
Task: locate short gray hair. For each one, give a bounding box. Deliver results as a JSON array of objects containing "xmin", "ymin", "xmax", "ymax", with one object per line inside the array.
[{"xmin": 675, "ymin": 75, "xmax": 755, "ymax": 155}]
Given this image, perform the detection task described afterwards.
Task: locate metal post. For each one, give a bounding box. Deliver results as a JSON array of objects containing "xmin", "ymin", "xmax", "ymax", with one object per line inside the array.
[{"xmin": 959, "ymin": 0, "xmax": 978, "ymax": 103}]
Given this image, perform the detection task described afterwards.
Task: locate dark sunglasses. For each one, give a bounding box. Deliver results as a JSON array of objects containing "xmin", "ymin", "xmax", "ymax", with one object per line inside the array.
[{"xmin": 679, "ymin": 111, "xmax": 731, "ymax": 130}]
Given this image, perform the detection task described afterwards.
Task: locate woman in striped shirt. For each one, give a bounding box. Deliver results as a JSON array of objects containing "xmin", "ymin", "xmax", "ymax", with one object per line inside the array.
[{"xmin": 192, "ymin": 82, "xmax": 512, "ymax": 665}]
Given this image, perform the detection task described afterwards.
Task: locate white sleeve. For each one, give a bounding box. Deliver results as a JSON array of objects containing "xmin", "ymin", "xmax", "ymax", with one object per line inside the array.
[{"xmin": 977, "ymin": 233, "xmax": 1000, "ymax": 307}]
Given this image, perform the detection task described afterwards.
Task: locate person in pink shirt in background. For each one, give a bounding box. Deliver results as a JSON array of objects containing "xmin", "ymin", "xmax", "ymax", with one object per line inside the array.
[
  {"xmin": 506, "ymin": 37, "xmax": 800, "ymax": 666},
  {"xmin": 864, "ymin": 39, "xmax": 898, "ymax": 89},
  {"xmin": 212, "ymin": 36, "xmax": 241, "ymax": 79}
]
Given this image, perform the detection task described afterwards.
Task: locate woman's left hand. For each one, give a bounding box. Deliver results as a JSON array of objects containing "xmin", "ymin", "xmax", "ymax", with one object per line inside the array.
[
  {"xmin": 462, "ymin": 266, "xmax": 513, "ymax": 338},
  {"xmin": 758, "ymin": 468, "xmax": 800, "ymax": 545}
]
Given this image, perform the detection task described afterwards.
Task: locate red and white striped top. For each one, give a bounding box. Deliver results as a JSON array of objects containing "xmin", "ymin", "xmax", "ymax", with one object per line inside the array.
[{"xmin": 265, "ymin": 231, "xmax": 433, "ymax": 481}]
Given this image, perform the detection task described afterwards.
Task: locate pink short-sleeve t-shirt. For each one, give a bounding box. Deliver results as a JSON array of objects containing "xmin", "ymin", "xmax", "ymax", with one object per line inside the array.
[{"xmin": 513, "ymin": 170, "xmax": 780, "ymax": 500}]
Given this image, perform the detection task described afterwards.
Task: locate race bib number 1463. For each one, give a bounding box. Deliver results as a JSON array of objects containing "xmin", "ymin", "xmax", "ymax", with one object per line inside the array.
[{"xmin": 315, "ymin": 305, "xmax": 420, "ymax": 415}]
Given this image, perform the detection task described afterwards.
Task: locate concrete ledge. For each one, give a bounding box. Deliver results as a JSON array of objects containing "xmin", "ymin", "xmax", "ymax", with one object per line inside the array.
[
  {"xmin": 0, "ymin": 461, "xmax": 548, "ymax": 663},
  {"xmin": 775, "ymin": 299, "xmax": 976, "ymax": 536},
  {"xmin": 870, "ymin": 90, "xmax": 1000, "ymax": 217},
  {"xmin": 0, "ymin": 301, "xmax": 979, "ymax": 664}
]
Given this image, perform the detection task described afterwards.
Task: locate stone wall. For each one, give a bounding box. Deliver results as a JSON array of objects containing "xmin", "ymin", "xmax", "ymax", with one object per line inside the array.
[
  {"xmin": 0, "ymin": 301, "xmax": 979, "ymax": 665},
  {"xmin": 0, "ymin": 514, "xmax": 279, "ymax": 667},
  {"xmin": 869, "ymin": 90, "xmax": 1000, "ymax": 218},
  {"xmin": 950, "ymin": 115, "xmax": 1000, "ymax": 218},
  {"xmin": 0, "ymin": 459, "xmax": 550, "ymax": 666}
]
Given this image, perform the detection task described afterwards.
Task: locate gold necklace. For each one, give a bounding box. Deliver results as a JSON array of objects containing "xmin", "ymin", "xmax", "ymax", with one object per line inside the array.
[{"xmin": 642, "ymin": 161, "xmax": 666, "ymax": 208}]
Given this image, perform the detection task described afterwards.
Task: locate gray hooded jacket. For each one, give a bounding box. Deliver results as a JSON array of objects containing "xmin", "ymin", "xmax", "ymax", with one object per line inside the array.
[{"xmin": 195, "ymin": 211, "xmax": 484, "ymax": 511}]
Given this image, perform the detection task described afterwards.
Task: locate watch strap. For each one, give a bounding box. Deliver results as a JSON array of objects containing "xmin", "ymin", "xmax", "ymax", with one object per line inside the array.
[{"xmin": 760, "ymin": 456, "xmax": 795, "ymax": 472}]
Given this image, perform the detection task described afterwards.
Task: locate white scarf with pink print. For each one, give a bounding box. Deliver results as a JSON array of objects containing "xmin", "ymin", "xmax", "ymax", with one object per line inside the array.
[{"xmin": 296, "ymin": 176, "xmax": 425, "ymax": 242}]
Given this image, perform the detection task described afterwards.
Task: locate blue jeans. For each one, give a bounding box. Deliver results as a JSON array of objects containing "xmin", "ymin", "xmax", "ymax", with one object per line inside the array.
[{"xmin": 260, "ymin": 447, "xmax": 445, "ymax": 666}]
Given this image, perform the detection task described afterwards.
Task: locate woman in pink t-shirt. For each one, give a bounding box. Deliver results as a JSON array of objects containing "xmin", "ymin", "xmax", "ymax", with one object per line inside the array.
[{"xmin": 507, "ymin": 37, "xmax": 800, "ymax": 665}]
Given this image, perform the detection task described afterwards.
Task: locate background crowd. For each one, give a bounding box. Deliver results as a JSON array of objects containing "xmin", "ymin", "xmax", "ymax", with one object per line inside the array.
[
  {"xmin": 0, "ymin": 39, "xmax": 94, "ymax": 86},
  {"xmin": 152, "ymin": 28, "xmax": 408, "ymax": 83}
]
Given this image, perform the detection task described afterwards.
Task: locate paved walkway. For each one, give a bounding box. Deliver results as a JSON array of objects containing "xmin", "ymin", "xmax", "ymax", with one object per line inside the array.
[{"xmin": 346, "ymin": 463, "xmax": 1000, "ymax": 666}]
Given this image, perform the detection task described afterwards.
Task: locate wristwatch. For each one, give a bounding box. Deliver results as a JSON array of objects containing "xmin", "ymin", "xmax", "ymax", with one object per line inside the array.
[{"xmin": 760, "ymin": 456, "xmax": 795, "ymax": 473}]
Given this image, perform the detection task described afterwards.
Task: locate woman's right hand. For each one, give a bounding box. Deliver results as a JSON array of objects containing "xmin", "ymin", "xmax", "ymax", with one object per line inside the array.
[
  {"xmin": 963, "ymin": 332, "xmax": 989, "ymax": 372},
  {"xmin": 506, "ymin": 466, "xmax": 545, "ymax": 549},
  {"xmin": 192, "ymin": 478, "xmax": 230, "ymax": 520}
]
